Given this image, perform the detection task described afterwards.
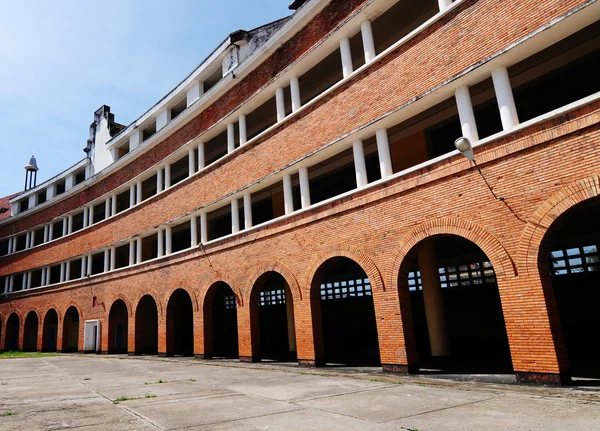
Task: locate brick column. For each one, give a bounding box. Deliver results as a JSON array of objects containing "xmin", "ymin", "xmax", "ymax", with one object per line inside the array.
[
  {"xmin": 237, "ymin": 304, "xmax": 258, "ymax": 362},
  {"xmin": 193, "ymin": 308, "xmax": 205, "ymax": 359},
  {"xmin": 36, "ymin": 318, "xmax": 44, "ymax": 352},
  {"xmin": 157, "ymin": 314, "xmax": 167, "ymax": 357},
  {"xmin": 127, "ymin": 313, "xmax": 135, "ymax": 355},
  {"xmin": 295, "ymin": 295, "xmax": 324, "ymax": 367}
]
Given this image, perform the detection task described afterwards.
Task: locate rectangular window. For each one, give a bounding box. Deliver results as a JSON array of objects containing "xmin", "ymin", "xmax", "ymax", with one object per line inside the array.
[
  {"xmin": 49, "ymin": 265, "xmax": 61, "ymax": 284},
  {"xmin": 172, "ymin": 222, "xmax": 192, "ymax": 253},
  {"xmin": 141, "ymin": 234, "xmax": 158, "ymax": 262},
  {"xmin": 205, "ymin": 130, "xmax": 228, "ymax": 166},
  {"xmin": 115, "ymin": 190, "xmax": 130, "ymax": 214},
  {"xmin": 33, "ymin": 227, "xmax": 44, "ymax": 246},
  {"xmin": 0, "ymin": 239, "xmax": 9, "ymax": 256},
  {"xmin": 207, "ymin": 204, "xmax": 232, "ymax": 241},
  {"xmin": 141, "ymin": 174, "xmax": 158, "ymax": 201},
  {"xmin": 69, "ymin": 259, "xmax": 83, "ymax": 280},
  {"xmin": 320, "ymin": 278, "xmax": 372, "ymax": 301},
  {"xmin": 92, "ymin": 202, "xmax": 106, "ymax": 224},
  {"xmin": 72, "ymin": 212, "xmax": 84, "ymax": 233},
  {"xmin": 15, "ymin": 234, "xmax": 27, "ymax": 252},
  {"xmin": 55, "ymin": 180, "xmax": 66, "ymax": 196},
  {"xmin": 114, "ymin": 244, "xmax": 130, "ymax": 269},
  {"xmin": 91, "ymin": 252, "xmax": 104, "ymax": 275},
  {"xmin": 74, "ymin": 169, "xmax": 86, "ymax": 185},
  {"xmin": 52, "ymin": 220, "xmax": 64, "ymax": 240},
  {"xmin": 170, "ymin": 155, "xmax": 189, "ymax": 186},
  {"xmin": 250, "ymin": 182, "xmax": 285, "ymax": 227},
  {"xmin": 37, "ymin": 190, "xmax": 47, "ymax": 205},
  {"xmin": 299, "ymin": 48, "xmax": 343, "ymax": 106}
]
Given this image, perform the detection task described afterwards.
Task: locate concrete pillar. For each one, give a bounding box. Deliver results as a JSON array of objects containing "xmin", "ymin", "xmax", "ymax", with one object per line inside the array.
[
  {"xmin": 48, "ymin": 223, "xmax": 54, "ymax": 241},
  {"xmin": 82, "ymin": 208, "xmax": 88, "ymax": 229},
  {"xmin": 67, "ymin": 215, "xmax": 73, "ymax": 234},
  {"xmin": 157, "ymin": 168, "xmax": 164, "ymax": 193},
  {"xmin": 299, "ymin": 167, "xmax": 311, "ymax": 209},
  {"xmin": 22, "ymin": 273, "xmax": 28, "ymax": 290},
  {"xmin": 352, "ymin": 140, "xmax": 368, "ymax": 187},
  {"xmin": 361, "ymin": 20, "xmax": 376, "ymax": 64},
  {"xmin": 455, "ymin": 85, "xmax": 479, "ymax": 142},
  {"xmin": 130, "ymin": 184, "xmax": 136, "ymax": 207},
  {"xmin": 418, "ymin": 240, "xmax": 451, "ymax": 357},
  {"xmin": 65, "ymin": 261, "xmax": 71, "ymax": 282},
  {"xmin": 105, "ymin": 198, "xmax": 111, "ymax": 219},
  {"xmin": 62, "ymin": 218, "xmax": 68, "ymax": 237},
  {"xmin": 26, "ymin": 271, "xmax": 32, "ymax": 289},
  {"xmin": 165, "ymin": 226, "xmax": 172, "ymax": 255},
  {"xmin": 157, "ymin": 230, "xmax": 164, "ymax": 258},
  {"xmin": 227, "ymin": 123, "xmax": 236, "ymax": 153},
  {"xmin": 290, "ymin": 76, "xmax": 301, "ymax": 113},
  {"xmin": 438, "ymin": 0, "xmax": 452, "ymax": 10},
  {"xmin": 43, "ymin": 225, "xmax": 49, "ymax": 243},
  {"xmin": 156, "ymin": 109, "xmax": 171, "ymax": 131},
  {"xmin": 200, "ymin": 212, "xmax": 208, "ymax": 244},
  {"xmin": 87, "ymin": 255, "xmax": 93, "ymax": 277},
  {"xmin": 198, "ymin": 143, "xmax": 205, "ymax": 170},
  {"xmin": 111, "ymin": 194, "xmax": 117, "ymax": 216},
  {"xmin": 190, "ymin": 215, "xmax": 198, "ymax": 247},
  {"xmin": 59, "ymin": 263, "xmax": 65, "ymax": 283},
  {"xmin": 187, "ymin": 81, "xmax": 204, "ymax": 107},
  {"xmin": 9, "ymin": 275, "xmax": 14, "ymax": 292},
  {"xmin": 129, "ymin": 241, "xmax": 136, "ymax": 266},
  {"xmin": 188, "ymin": 147, "xmax": 195, "ymax": 176},
  {"xmin": 25, "ymin": 232, "xmax": 31, "ymax": 250},
  {"xmin": 243, "ymin": 193, "xmax": 253, "ymax": 229},
  {"xmin": 276, "ymin": 87, "xmax": 286, "ymax": 122},
  {"xmin": 231, "ymin": 199, "xmax": 240, "ymax": 234},
  {"xmin": 110, "ymin": 247, "xmax": 116, "ymax": 271},
  {"xmin": 164, "ymin": 164, "xmax": 171, "ymax": 189},
  {"xmin": 3, "ymin": 276, "xmax": 9, "ymax": 293},
  {"xmin": 340, "ymin": 37, "xmax": 353, "ymax": 79},
  {"xmin": 104, "ymin": 249, "xmax": 110, "ymax": 272},
  {"xmin": 29, "ymin": 231, "xmax": 35, "ymax": 248},
  {"xmin": 375, "ymin": 129, "xmax": 393, "ymax": 179},
  {"xmin": 136, "ymin": 239, "xmax": 142, "ymax": 264},
  {"xmin": 81, "ymin": 257, "xmax": 87, "ymax": 279},
  {"xmin": 492, "ymin": 66, "xmax": 519, "ymax": 131},
  {"xmin": 136, "ymin": 181, "xmax": 142, "ymax": 204},
  {"xmin": 239, "ymin": 114, "xmax": 247, "ymax": 145},
  {"xmin": 283, "ymin": 174, "xmax": 294, "ymax": 215}
]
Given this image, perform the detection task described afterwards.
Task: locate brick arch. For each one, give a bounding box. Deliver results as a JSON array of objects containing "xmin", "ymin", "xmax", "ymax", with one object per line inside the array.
[
  {"xmin": 42, "ymin": 305, "xmax": 62, "ymax": 325},
  {"xmin": 244, "ymin": 262, "xmax": 302, "ymax": 305},
  {"xmin": 163, "ymin": 283, "xmax": 199, "ymax": 313},
  {"xmin": 517, "ymin": 174, "xmax": 600, "ymax": 276},
  {"xmin": 133, "ymin": 289, "xmax": 163, "ymax": 316},
  {"xmin": 62, "ymin": 302, "xmax": 83, "ymax": 320},
  {"xmin": 23, "ymin": 307, "xmax": 41, "ymax": 321},
  {"xmin": 107, "ymin": 295, "xmax": 133, "ymax": 317},
  {"xmin": 197, "ymin": 273, "xmax": 243, "ymax": 308},
  {"xmin": 305, "ymin": 244, "xmax": 385, "ymax": 295},
  {"xmin": 390, "ymin": 217, "xmax": 516, "ymax": 290}
]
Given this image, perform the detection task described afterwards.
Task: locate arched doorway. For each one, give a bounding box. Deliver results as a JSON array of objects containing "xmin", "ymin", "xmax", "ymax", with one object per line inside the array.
[
  {"xmin": 23, "ymin": 311, "xmax": 39, "ymax": 352},
  {"xmin": 135, "ymin": 295, "xmax": 158, "ymax": 355},
  {"xmin": 62, "ymin": 306, "xmax": 80, "ymax": 352},
  {"xmin": 203, "ymin": 282, "xmax": 238, "ymax": 359},
  {"xmin": 250, "ymin": 272, "xmax": 296, "ymax": 362},
  {"xmin": 400, "ymin": 235, "xmax": 512, "ymax": 373},
  {"xmin": 311, "ymin": 257, "xmax": 380, "ymax": 366},
  {"xmin": 5, "ymin": 313, "xmax": 20, "ymax": 351},
  {"xmin": 541, "ymin": 198, "xmax": 600, "ymax": 378},
  {"xmin": 166, "ymin": 289, "xmax": 194, "ymax": 356},
  {"xmin": 108, "ymin": 300, "xmax": 128, "ymax": 354},
  {"xmin": 42, "ymin": 309, "xmax": 59, "ymax": 352}
]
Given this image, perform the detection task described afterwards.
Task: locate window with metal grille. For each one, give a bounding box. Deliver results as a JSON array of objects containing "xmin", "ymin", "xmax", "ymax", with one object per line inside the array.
[
  {"xmin": 408, "ymin": 261, "xmax": 496, "ymax": 291},
  {"xmin": 224, "ymin": 295, "xmax": 236, "ymax": 310},
  {"xmin": 259, "ymin": 289, "xmax": 286, "ymax": 306},
  {"xmin": 320, "ymin": 278, "xmax": 372, "ymax": 300},
  {"xmin": 551, "ymin": 244, "xmax": 600, "ymax": 275}
]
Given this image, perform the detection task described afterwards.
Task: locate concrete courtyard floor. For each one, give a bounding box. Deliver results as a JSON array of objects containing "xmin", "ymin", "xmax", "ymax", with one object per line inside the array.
[{"xmin": 0, "ymin": 355, "xmax": 599, "ymax": 430}]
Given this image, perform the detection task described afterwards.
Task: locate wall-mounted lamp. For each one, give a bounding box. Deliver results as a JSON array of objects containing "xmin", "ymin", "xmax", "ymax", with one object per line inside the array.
[{"xmin": 454, "ymin": 137, "xmax": 474, "ymax": 161}]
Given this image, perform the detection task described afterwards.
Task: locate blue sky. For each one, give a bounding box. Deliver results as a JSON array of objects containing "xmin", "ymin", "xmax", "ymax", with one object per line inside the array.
[{"xmin": 0, "ymin": 0, "xmax": 291, "ymax": 198}]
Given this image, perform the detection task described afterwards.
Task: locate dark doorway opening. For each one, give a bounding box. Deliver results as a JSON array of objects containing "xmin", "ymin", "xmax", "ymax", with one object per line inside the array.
[
  {"xmin": 108, "ymin": 300, "xmax": 128, "ymax": 353},
  {"xmin": 62, "ymin": 306, "xmax": 80, "ymax": 352},
  {"xmin": 135, "ymin": 295, "xmax": 158, "ymax": 355},
  {"xmin": 23, "ymin": 311, "xmax": 38, "ymax": 352},
  {"xmin": 42, "ymin": 309, "xmax": 59, "ymax": 352},
  {"xmin": 5, "ymin": 313, "xmax": 20, "ymax": 351},
  {"xmin": 166, "ymin": 289, "xmax": 194, "ymax": 356},
  {"xmin": 204, "ymin": 282, "xmax": 239, "ymax": 359}
]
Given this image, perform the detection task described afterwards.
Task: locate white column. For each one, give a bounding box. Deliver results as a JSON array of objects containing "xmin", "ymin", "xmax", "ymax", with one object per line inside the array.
[
  {"xmin": 198, "ymin": 142, "xmax": 205, "ymax": 170},
  {"xmin": 290, "ymin": 76, "xmax": 301, "ymax": 113},
  {"xmin": 188, "ymin": 147, "xmax": 195, "ymax": 176},
  {"xmin": 164, "ymin": 164, "xmax": 171, "ymax": 189},
  {"xmin": 243, "ymin": 193, "xmax": 253, "ymax": 229},
  {"xmin": 27, "ymin": 271, "xmax": 32, "ymax": 289},
  {"xmin": 48, "ymin": 224, "xmax": 54, "ymax": 241},
  {"xmin": 190, "ymin": 215, "xmax": 198, "ymax": 247},
  {"xmin": 438, "ymin": 0, "xmax": 452, "ymax": 10},
  {"xmin": 299, "ymin": 167, "xmax": 311, "ymax": 209},
  {"xmin": 157, "ymin": 168, "xmax": 164, "ymax": 193},
  {"xmin": 227, "ymin": 123, "xmax": 236, "ymax": 153},
  {"xmin": 239, "ymin": 114, "xmax": 247, "ymax": 145},
  {"xmin": 62, "ymin": 218, "xmax": 68, "ymax": 237},
  {"xmin": 67, "ymin": 215, "xmax": 73, "ymax": 234},
  {"xmin": 81, "ymin": 257, "xmax": 86, "ymax": 279},
  {"xmin": 165, "ymin": 226, "xmax": 172, "ymax": 255},
  {"xmin": 283, "ymin": 174, "xmax": 294, "ymax": 215},
  {"xmin": 87, "ymin": 254, "xmax": 93, "ymax": 276},
  {"xmin": 157, "ymin": 230, "xmax": 164, "ymax": 257},
  {"xmin": 136, "ymin": 181, "xmax": 142, "ymax": 204},
  {"xmin": 4, "ymin": 276, "xmax": 10, "ymax": 293},
  {"xmin": 8, "ymin": 275, "xmax": 14, "ymax": 292},
  {"xmin": 129, "ymin": 240, "xmax": 136, "ymax": 266},
  {"xmin": 187, "ymin": 81, "xmax": 204, "ymax": 107},
  {"xmin": 82, "ymin": 208, "xmax": 88, "ymax": 228},
  {"xmin": 130, "ymin": 184, "xmax": 136, "ymax": 207},
  {"xmin": 25, "ymin": 232, "xmax": 31, "ymax": 249},
  {"xmin": 22, "ymin": 273, "xmax": 27, "ymax": 290},
  {"xmin": 375, "ymin": 129, "xmax": 393, "ymax": 179},
  {"xmin": 491, "ymin": 66, "xmax": 519, "ymax": 131},
  {"xmin": 276, "ymin": 87, "xmax": 286, "ymax": 122},
  {"xmin": 60, "ymin": 263, "xmax": 65, "ymax": 283},
  {"xmin": 105, "ymin": 198, "xmax": 111, "ymax": 219},
  {"xmin": 30, "ymin": 231, "xmax": 36, "ymax": 248},
  {"xmin": 110, "ymin": 247, "xmax": 116, "ymax": 270},
  {"xmin": 136, "ymin": 239, "xmax": 143, "ymax": 264},
  {"xmin": 156, "ymin": 108, "xmax": 171, "ymax": 131},
  {"xmin": 340, "ymin": 37, "xmax": 353, "ymax": 78},
  {"xmin": 231, "ymin": 199, "xmax": 240, "ymax": 234},
  {"xmin": 352, "ymin": 140, "xmax": 368, "ymax": 187},
  {"xmin": 65, "ymin": 261, "xmax": 71, "ymax": 281},
  {"xmin": 200, "ymin": 212, "xmax": 208, "ymax": 244},
  {"xmin": 104, "ymin": 249, "xmax": 110, "ymax": 272},
  {"xmin": 455, "ymin": 85, "xmax": 479, "ymax": 142},
  {"xmin": 8, "ymin": 237, "xmax": 14, "ymax": 254},
  {"xmin": 361, "ymin": 20, "xmax": 376, "ymax": 64},
  {"xmin": 112, "ymin": 194, "xmax": 118, "ymax": 215}
]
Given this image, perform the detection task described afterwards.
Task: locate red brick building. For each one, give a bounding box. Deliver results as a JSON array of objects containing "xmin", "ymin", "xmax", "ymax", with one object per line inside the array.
[{"xmin": 1, "ymin": 0, "xmax": 599, "ymax": 385}]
